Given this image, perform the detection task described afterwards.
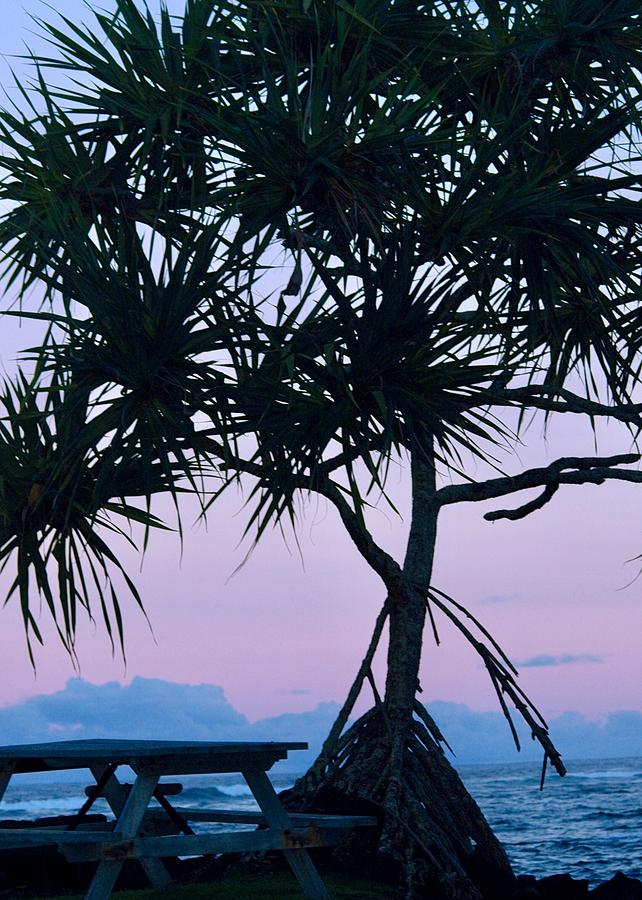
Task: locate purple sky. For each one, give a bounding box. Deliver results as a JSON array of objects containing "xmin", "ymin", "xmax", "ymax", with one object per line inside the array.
[{"xmin": 0, "ymin": 1, "xmax": 641, "ymax": 727}]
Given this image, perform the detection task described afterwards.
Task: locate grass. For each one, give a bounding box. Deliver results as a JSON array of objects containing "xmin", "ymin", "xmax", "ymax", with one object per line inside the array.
[{"xmin": 56, "ymin": 870, "xmax": 393, "ymax": 899}]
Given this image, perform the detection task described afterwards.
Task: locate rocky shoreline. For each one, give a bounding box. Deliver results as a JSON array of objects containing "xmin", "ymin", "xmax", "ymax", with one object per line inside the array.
[{"xmin": 511, "ymin": 872, "xmax": 642, "ymax": 899}]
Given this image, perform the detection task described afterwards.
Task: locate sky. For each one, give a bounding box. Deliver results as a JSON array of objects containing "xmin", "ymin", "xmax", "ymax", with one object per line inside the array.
[{"xmin": 0, "ymin": 1, "xmax": 641, "ymax": 750}]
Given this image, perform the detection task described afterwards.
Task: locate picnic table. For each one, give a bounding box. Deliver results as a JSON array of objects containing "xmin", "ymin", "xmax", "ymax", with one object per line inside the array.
[{"xmin": 0, "ymin": 739, "xmax": 376, "ymax": 900}]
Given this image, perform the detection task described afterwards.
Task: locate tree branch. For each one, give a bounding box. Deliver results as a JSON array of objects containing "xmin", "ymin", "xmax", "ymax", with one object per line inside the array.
[
  {"xmin": 485, "ymin": 484, "xmax": 559, "ymax": 521},
  {"xmin": 489, "ymin": 384, "xmax": 642, "ymax": 427},
  {"xmin": 300, "ymin": 600, "xmax": 390, "ymax": 788},
  {"xmin": 192, "ymin": 432, "xmax": 405, "ymax": 593},
  {"xmin": 317, "ymin": 480, "xmax": 404, "ymax": 593},
  {"xmin": 436, "ymin": 453, "xmax": 641, "ymax": 514}
]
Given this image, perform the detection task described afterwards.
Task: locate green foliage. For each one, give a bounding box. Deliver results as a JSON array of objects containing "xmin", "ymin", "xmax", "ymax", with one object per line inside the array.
[
  {"xmin": 0, "ymin": 0, "xmax": 641, "ymax": 650},
  {"xmin": 0, "ymin": 370, "xmax": 169, "ymax": 659}
]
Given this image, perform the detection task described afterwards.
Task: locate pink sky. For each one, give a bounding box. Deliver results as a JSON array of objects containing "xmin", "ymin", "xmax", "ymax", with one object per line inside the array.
[{"xmin": 0, "ymin": 0, "xmax": 640, "ymax": 725}]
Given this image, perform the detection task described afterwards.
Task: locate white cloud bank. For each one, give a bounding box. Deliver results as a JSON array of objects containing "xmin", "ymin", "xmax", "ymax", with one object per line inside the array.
[
  {"xmin": 428, "ymin": 701, "xmax": 642, "ymax": 764},
  {"xmin": 0, "ymin": 679, "xmax": 640, "ymax": 770},
  {"xmin": 516, "ymin": 653, "xmax": 603, "ymax": 668}
]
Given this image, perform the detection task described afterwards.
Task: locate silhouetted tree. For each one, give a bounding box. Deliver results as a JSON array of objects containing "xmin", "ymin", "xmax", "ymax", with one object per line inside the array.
[{"xmin": 1, "ymin": 2, "xmax": 641, "ymax": 896}]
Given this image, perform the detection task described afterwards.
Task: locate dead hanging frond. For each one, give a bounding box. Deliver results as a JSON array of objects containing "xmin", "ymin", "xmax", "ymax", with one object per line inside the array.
[{"xmin": 425, "ymin": 585, "xmax": 566, "ymax": 782}]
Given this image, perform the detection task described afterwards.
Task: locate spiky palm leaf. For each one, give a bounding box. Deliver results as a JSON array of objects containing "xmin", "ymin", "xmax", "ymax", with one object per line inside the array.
[
  {"xmin": 0, "ymin": 371, "xmax": 171, "ymax": 659},
  {"xmin": 0, "ymin": 0, "xmax": 641, "ymax": 659}
]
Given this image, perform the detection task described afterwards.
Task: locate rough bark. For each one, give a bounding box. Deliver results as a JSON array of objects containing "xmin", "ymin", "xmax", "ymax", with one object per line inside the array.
[
  {"xmin": 287, "ymin": 449, "xmax": 516, "ymax": 899},
  {"xmin": 384, "ymin": 453, "xmax": 438, "ymax": 725}
]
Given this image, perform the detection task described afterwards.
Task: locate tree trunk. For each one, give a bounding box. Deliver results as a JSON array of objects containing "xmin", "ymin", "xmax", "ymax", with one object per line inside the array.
[
  {"xmin": 288, "ymin": 449, "xmax": 516, "ymax": 899},
  {"xmin": 385, "ymin": 452, "xmax": 438, "ymax": 727}
]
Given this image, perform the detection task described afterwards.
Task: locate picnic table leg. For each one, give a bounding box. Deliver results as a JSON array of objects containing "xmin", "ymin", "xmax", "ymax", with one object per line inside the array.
[
  {"xmin": 88, "ymin": 765, "xmax": 172, "ymax": 891},
  {"xmin": 0, "ymin": 762, "xmax": 15, "ymax": 803},
  {"xmin": 85, "ymin": 769, "xmax": 161, "ymax": 900},
  {"xmin": 242, "ymin": 766, "xmax": 332, "ymax": 900}
]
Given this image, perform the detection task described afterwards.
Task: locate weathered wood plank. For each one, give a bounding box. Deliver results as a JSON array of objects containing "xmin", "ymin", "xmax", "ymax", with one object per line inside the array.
[
  {"xmin": 88, "ymin": 765, "xmax": 172, "ymax": 894},
  {"xmin": 146, "ymin": 807, "xmax": 377, "ymax": 828},
  {"xmin": 16, "ymin": 752, "xmax": 296, "ymax": 777},
  {"xmin": 0, "ymin": 763, "xmax": 15, "ymax": 804},
  {"xmin": 85, "ymin": 770, "xmax": 161, "ymax": 900},
  {"xmin": 126, "ymin": 752, "xmax": 295, "ymax": 776},
  {"xmin": 0, "ymin": 740, "xmax": 308, "ymax": 776},
  {"xmin": 62, "ymin": 826, "xmax": 355, "ymax": 862},
  {"xmin": 243, "ymin": 766, "xmax": 332, "ymax": 900},
  {"xmin": 0, "ymin": 740, "xmax": 336, "ymax": 900},
  {"xmin": 0, "ymin": 829, "xmax": 124, "ymax": 848},
  {"xmin": 85, "ymin": 781, "xmax": 182, "ymax": 798},
  {"xmin": 0, "ymin": 740, "xmax": 307, "ymax": 755}
]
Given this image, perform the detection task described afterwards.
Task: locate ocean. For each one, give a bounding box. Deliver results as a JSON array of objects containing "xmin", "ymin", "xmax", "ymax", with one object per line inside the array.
[
  {"xmin": 458, "ymin": 756, "xmax": 642, "ymax": 884},
  {"xmin": 0, "ymin": 756, "xmax": 640, "ymax": 885}
]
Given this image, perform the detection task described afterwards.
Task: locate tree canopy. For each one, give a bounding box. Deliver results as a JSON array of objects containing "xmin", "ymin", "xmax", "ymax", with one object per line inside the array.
[
  {"xmin": 2, "ymin": 0, "xmax": 641, "ymax": 655},
  {"xmin": 2, "ymin": 2, "xmax": 642, "ymax": 894}
]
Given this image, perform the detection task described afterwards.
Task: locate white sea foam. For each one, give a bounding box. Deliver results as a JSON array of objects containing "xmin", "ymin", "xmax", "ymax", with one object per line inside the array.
[
  {"xmin": 567, "ymin": 769, "xmax": 642, "ymax": 779},
  {"xmin": 215, "ymin": 784, "xmax": 253, "ymax": 797},
  {"xmin": 1, "ymin": 797, "xmax": 86, "ymax": 814}
]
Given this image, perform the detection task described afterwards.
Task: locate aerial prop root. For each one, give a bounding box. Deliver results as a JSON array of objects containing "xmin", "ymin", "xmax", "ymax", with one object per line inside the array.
[
  {"xmin": 289, "ymin": 706, "xmax": 512, "ymax": 899},
  {"xmin": 284, "ymin": 582, "xmax": 566, "ymax": 895}
]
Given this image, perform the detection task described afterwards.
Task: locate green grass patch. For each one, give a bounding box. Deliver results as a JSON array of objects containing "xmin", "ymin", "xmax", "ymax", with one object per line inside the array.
[{"xmin": 58, "ymin": 870, "xmax": 393, "ymax": 899}]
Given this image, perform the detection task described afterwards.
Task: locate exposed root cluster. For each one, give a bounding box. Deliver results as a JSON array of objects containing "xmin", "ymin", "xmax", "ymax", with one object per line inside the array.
[
  {"xmin": 287, "ymin": 705, "xmax": 515, "ymax": 900},
  {"xmin": 281, "ymin": 590, "xmax": 562, "ymax": 898}
]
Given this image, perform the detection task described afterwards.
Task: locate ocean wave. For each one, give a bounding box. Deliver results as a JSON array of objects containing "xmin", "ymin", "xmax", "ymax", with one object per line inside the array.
[
  {"xmin": 0, "ymin": 797, "xmax": 87, "ymax": 814},
  {"xmin": 176, "ymin": 786, "xmax": 227, "ymax": 803},
  {"xmin": 566, "ymin": 770, "xmax": 642, "ymax": 779},
  {"xmin": 214, "ymin": 784, "xmax": 253, "ymax": 798}
]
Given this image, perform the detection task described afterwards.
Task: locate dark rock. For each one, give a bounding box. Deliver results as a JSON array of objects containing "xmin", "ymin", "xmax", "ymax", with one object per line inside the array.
[
  {"xmin": 590, "ymin": 872, "xmax": 642, "ymax": 899},
  {"xmin": 0, "ymin": 813, "xmax": 107, "ymax": 829},
  {"xmin": 466, "ymin": 841, "xmax": 516, "ymax": 900},
  {"xmin": 510, "ymin": 873, "xmax": 541, "ymax": 897},
  {"xmin": 537, "ymin": 873, "xmax": 589, "ymax": 898}
]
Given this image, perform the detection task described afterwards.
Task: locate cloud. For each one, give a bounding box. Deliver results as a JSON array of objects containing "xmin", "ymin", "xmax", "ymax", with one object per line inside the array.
[
  {"xmin": 0, "ymin": 678, "xmax": 338, "ymax": 772},
  {"xmin": 427, "ymin": 701, "xmax": 642, "ymax": 765},
  {"xmin": 517, "ymin": 653, "xmax": 603, "ymax": 668},
  {"xmin": 479, "ymin": 593, "xmax": 518, "ymax": 605},
  {"xmin": 0, "ymin": 679, "xmax": 640, "ymax": 770},
  {"xmin": 250, "ymin": 703, "xmax": 341, "ymax": 764}
]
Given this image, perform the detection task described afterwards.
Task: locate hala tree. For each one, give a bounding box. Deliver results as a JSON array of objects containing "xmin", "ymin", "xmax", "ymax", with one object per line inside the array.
[{"xmin": 1, "ymin": 1, "xmax": 642, "ymax": 897}]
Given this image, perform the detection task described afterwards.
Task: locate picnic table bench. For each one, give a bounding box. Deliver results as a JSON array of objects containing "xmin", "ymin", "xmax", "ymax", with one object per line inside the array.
[{"xmin": 0, "ymin": 739, "xmax": 376, "ymax": 900}]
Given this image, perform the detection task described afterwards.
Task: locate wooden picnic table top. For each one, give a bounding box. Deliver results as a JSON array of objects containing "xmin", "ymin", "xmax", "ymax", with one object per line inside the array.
[
  {"xmin": 0, "ymin": 739, "xmax": 308, "ymax": 775},
  {"xmin": 0, "ymin": 739, "xmax": 351, "ymax": 900}
]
